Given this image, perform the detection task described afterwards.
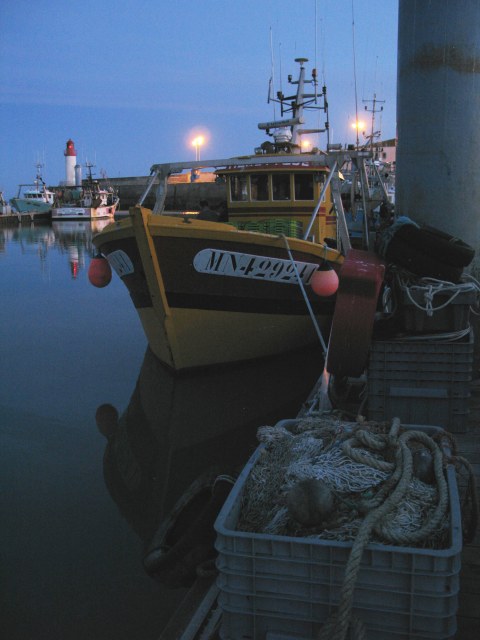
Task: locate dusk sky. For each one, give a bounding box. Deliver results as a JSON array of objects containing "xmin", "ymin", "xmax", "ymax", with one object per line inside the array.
[{"xmin": 0, "ymin": 0, "xmax": 398, "ymax": 198}]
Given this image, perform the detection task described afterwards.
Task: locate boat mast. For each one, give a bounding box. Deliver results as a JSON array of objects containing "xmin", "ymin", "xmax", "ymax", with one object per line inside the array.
[
  {"xmin": 362, "ymin": 93, "xmax": 385, "ymax": 154},
  {"xmin": 258, "ymin": 57, "xmax": 329, "ymax": 152},
  {"xmin": 289, "ymin": 57, "xmax": 308, "ymax": 145},
  {"xmin": 85, "ymin": 161, "xmax": 96, "ymax": 187},
  {"xmin": 35, "ymin": 162, "xmax": 46, "ymax": 190}
]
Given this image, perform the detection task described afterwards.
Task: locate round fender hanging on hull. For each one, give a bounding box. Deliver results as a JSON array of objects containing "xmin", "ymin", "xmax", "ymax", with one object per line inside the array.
[
  {"xmin": 88, "ymin": 254, "xmax": 112, "ymax": 288},
  {"xmin": 326, "ymin": 250, "xmax": 385, "ymax": 378}
]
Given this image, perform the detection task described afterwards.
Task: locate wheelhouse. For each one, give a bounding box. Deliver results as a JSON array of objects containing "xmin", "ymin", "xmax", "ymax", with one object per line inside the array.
[{"xmin": 219, "ymin": 163, "xmax": 336, "ymax": 244}]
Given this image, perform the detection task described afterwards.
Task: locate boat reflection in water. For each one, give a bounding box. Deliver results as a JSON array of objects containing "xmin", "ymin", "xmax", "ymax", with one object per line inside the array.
[
  {"xmin": 52, "ymin": 219, "xmax": 112, "ymax": 278},
  {"xmin": 96, "ymin": 343, "xmax": 323, "ymax": 588},
  {"xmin": 1, "ymin": 218, "xmax": 113, "ymax": 276},
  {"xmin": 3, "ymin": 221, "xmax": 55, "ymax": 261}
]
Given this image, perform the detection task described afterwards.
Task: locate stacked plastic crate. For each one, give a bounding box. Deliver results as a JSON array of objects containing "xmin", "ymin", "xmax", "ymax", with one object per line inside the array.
[
  {"xmin": 367, "ymin": 330, "xmax": 474, "ymax": 433},
  {"xmin": 214, "ymin": 426, "xmax": 462, "ymax": 640},
  {"xmin": 367, "ymin": 281, "xmax": 477, "ymax": 433}
]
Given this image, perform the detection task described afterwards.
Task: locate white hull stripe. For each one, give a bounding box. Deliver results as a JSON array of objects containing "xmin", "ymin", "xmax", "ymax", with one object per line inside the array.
[{"xmin": 193, "ymin": 248, "xmax": 318, "ymax": 284}]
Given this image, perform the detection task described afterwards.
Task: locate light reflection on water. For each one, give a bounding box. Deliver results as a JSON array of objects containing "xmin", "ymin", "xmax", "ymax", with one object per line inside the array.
[{"xmin": 0, "ymin": 220, "xmax": 323, "ymax": 639}]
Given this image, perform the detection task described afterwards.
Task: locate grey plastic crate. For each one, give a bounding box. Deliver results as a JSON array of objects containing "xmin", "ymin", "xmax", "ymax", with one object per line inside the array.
[
  {"xmin": 214, "ymin": 423, "xmax": 462, "ymax": 640},
  {"xmin": 367, "ymin": 331, "xmax": 474, "ymax": 433},
  {"xmin": 368, "ymin": 330, "xmax": 474, "ymax": 372},
  {"xmin": 398, "ymin": 287, "xmax": 478, "ymax": 333},
  {"xmin": 367, "ymin": 387, "xmax": 470, "ymax": 433}
]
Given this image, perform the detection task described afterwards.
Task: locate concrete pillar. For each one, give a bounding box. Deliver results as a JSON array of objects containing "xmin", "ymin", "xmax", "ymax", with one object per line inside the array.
[{"xmin": 396, "ymin": 0, "xmax": 480, "ymax": 268}]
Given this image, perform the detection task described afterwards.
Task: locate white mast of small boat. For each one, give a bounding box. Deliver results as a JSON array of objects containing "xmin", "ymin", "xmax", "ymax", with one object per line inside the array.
[{"xmin": 33, "ymin": 163, "xmax": 51, "ymax": 197}]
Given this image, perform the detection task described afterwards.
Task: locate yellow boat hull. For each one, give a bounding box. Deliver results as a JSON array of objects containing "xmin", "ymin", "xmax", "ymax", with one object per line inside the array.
[{"xmin": 93, "ymin": 207, "xmax": 343, "ymax": 371}]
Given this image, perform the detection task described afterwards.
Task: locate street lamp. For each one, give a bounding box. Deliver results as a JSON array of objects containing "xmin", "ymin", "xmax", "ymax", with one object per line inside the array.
[
  {"xmin": 301, "ymin": 138, "xmax": 312, "ymax": 152},
  {"xmin": 192, "ymin": 135, "xmax": 204, "ymax": 161},
  {"xmin": 351, "ymin": 120, "xmax": 365, "ymax": 149}
]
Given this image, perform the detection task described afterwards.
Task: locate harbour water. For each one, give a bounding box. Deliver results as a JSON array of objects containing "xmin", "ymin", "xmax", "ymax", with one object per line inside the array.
[{"xmin": 0, "ymin": 218, "xmax": 324, "ymax": 639}]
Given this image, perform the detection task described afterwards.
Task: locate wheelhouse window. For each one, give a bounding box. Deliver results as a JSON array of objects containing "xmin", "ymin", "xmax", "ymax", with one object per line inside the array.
[
  {"xmin": 250, "ymin": 173, "xmax": 269, "ymax": 201},
  {"xmin": 230, "ymin": 175, "xmax": 248, "ymax": 201},
  {"xmin": 272, "ymin": 174, "xmax": 291, "ymax": 200},
  {"xmin": 294, "ymin": 173, "xmax": 314, "ymax": 200}
]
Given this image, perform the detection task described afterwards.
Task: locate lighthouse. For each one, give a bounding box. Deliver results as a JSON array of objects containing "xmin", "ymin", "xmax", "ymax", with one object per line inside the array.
[{"xmin": 64, "ymin": 139, "xmax": 77, "ymax": 186}]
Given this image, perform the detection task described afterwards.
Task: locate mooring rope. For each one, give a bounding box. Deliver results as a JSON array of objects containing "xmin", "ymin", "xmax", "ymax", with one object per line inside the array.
[
  {"xmin": 281, "ymin": 234, "xmax": 328, "ymax": 356},
  {"xmin": 318, "ymin": 417, "xmax": 449, "ymax": 640}
]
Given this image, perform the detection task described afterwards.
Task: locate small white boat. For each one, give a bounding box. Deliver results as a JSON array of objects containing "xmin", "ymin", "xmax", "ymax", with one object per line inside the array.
[
  {"xmin": 1, "ymin": 191, "xmax": 12, "ymax": 215},
  {"xmin": 10, "ymin": 165, "xmax": 55, "ymax": 217},
  {"xmin": 52, "ymin": 163, "xmax": 119, "ymax": 221}
]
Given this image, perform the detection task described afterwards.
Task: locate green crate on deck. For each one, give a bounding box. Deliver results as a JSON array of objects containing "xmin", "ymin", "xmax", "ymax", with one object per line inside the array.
[{"xmin": 230, "ymin": 219, "xmax": 303, "ymax": 238}]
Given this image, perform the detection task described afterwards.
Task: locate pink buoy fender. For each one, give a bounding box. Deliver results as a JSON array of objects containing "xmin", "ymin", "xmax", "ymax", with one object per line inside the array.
[
  {"xmin": 310, "ymin": 261, "xmax": 340, "ymax": 297},
  {"xmin": 88, "ymin": 254, "xmax": 112, "ymax": 288},
  {"xmin": 326, "ymin": 249, "xmax": 385, "ymax": 378}
]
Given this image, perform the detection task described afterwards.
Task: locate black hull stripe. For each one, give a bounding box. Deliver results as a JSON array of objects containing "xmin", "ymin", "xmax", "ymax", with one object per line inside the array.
[{"xmin": 164, "ymin": 292, "xmax": 335, "ymax": 315}]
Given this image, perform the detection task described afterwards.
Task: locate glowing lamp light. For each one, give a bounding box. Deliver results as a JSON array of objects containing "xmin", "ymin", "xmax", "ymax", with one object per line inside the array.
[
  {"xmin": 88, "ymin": 254, "xmax": 112, "ymax": 288},
  {"xmin": 351, "ymin": 120, "xmax": 365, "ymax": 131},
  {"xmin": 192, "ymin": 135, "xmax": 205, "ymax": 160},
  {"xmin": 310, "ymin": 262, "xmax": 339, "ymax": 297}
]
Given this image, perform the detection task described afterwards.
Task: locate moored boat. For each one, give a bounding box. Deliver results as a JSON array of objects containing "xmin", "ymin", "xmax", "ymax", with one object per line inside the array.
[
  {"xmin": 1, "ymin": 191, "xmax": 12, "ymax": 215},
  {"xmin": 10, "ymin": 164, "xmax": 55, "ymax": 218},
  {"xmin": 90, "ymin": 58, "xmax": 377, "ymax": 371},
  {"xmin": 52, "ymin": 163, "xmax": 119, "ymax": 221}
]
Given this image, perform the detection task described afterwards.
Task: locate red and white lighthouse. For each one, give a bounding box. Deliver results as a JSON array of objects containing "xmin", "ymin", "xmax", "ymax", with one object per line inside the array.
[{"xmin": 64, "ymin": 139, "xmax": 77, "ymax": 186}]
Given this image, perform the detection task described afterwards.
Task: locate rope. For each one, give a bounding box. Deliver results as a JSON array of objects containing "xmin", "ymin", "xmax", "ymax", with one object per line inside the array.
[
  {"xmin": 318, "ymin": 417, "xmax": 450, "ymax": 640},
  {"xmin": 281, "ymin": 234, "xmax": 328, "ymax": 355},
  {"xmin": 425, "ymin": 429, "xmax": 478, "ymax": 544},
  {"xmin": 396, "ymin": 272, "xmax": 480, "ymax": 317},
  {"xmin": 394, "ymin": 325, "xmax": 471, "ymax": 343},
  {"xmin": 239, "ymin": 416, "xmax": 476, "ymax": 639},
  {"xmin": 452, "ymin": 454, "xmax": 479, "ymax": 544}
]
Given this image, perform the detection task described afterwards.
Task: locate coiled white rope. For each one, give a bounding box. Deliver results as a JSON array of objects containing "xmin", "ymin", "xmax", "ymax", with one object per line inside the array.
[{"xmin": 396, "ymin": 272, "xmax": 480, "ymax": 317}]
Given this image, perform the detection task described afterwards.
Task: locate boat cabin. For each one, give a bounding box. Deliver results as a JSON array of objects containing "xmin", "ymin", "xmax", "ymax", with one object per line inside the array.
[
  {"xmin": 18, "ymin": 187, "xmax": 55, "ymax": 205},
  {"xmin": 218, "ymin": 161, "xmax": 337, "ymax": 245},
  {"xmin": 23, "ymin": 189, "xmax": 54, "ymax": 204}
]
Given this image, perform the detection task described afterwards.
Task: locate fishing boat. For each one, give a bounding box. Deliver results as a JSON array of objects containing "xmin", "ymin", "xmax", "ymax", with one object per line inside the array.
[
  {"xmin": 52, "ymin": 163, "xmax": 119, "ymax": 221},
  {"xmin": 90, "ymin": 58, "xmax": 377, "ymax": 371},
  {"xmin": 10, "ymin": 164, "xmax": 55, "ymax": 218}
]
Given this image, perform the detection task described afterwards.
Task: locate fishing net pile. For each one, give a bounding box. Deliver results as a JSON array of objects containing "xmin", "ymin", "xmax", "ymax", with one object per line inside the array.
[{"xmin": 237, "ymin": 414, "xmax": 451, "ymax": 549}]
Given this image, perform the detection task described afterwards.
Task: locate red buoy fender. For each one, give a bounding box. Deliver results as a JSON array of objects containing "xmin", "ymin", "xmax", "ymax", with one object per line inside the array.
[
  {"xmin": 326, "ymin": 249, "xmax": 385, "ymax": 378},
  {"xmin": 88, "ymin": 254, "xmax": 112, "ymax": 288}
]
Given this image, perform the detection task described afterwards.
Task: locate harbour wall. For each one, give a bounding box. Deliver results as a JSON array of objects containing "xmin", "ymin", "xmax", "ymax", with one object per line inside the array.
[{"xmin": 98, "ymin": 176, "xmax": 227, "ymax": 212}]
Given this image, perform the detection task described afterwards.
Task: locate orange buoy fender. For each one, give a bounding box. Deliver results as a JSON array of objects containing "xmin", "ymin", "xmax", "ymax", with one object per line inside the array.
[
  {"xmin": 326, "ymin": 249, "xmax": 385, "ymax": 378},
  {"xmin": 88, "ymin": 254, "xmax": 112, "ymax": 288},
  {"xmin": 310, "ymin": 262, "xmax": 340, "ymax": 297}
]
